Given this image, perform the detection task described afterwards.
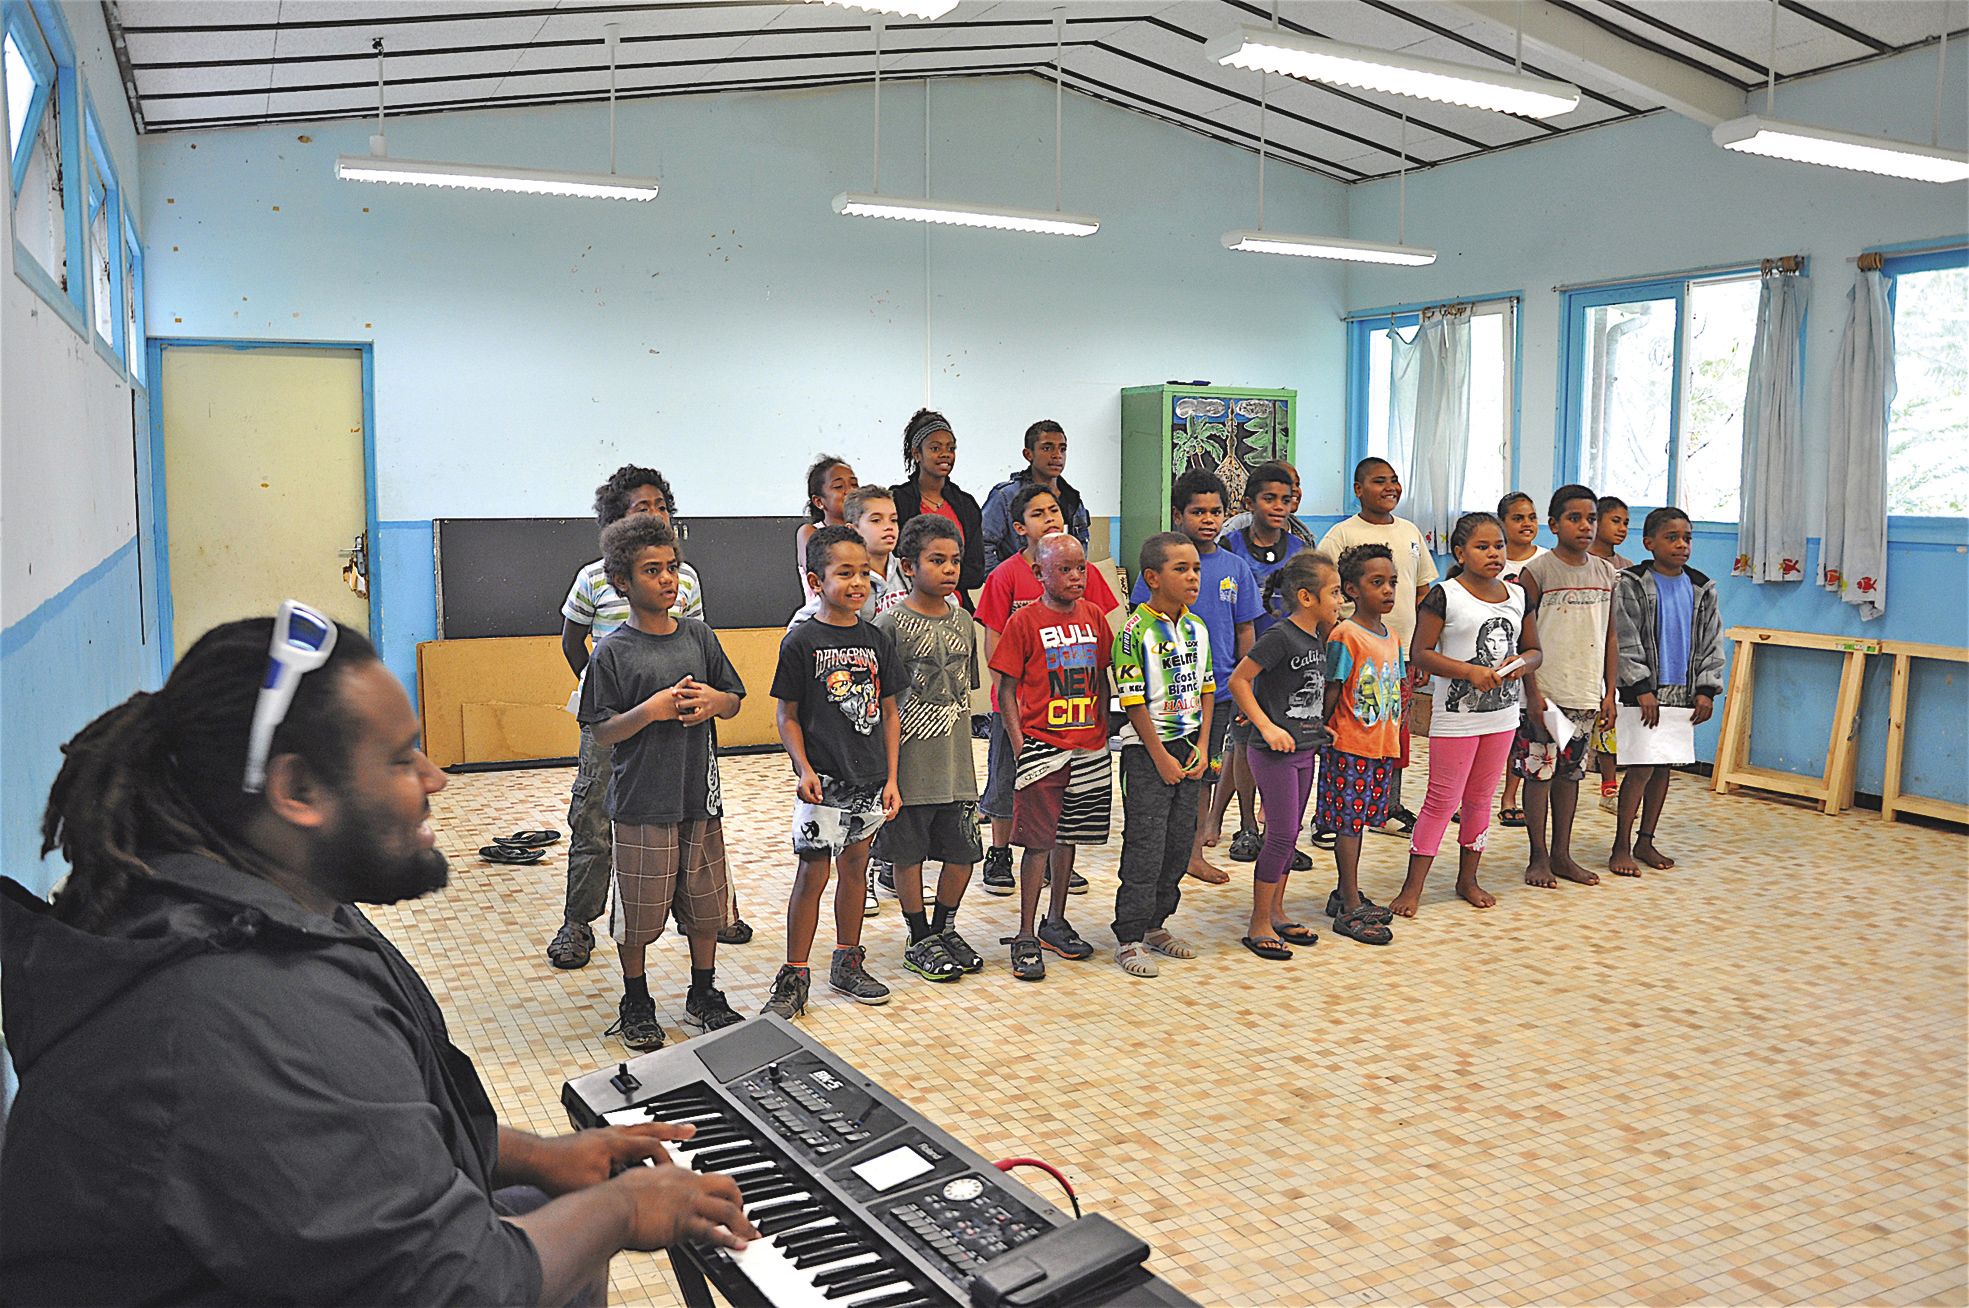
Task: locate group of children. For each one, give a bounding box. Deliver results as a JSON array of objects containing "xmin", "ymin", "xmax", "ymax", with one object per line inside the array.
[{"xmin": 562, "ymin": 440, "xmax": 1723, "ymax": 1049}]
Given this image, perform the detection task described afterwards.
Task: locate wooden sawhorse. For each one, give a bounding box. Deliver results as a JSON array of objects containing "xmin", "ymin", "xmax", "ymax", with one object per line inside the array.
[
  {"xmin": 1880, "ymin": 639, "xmax": 1969, "ymax": 826},
  {"xmin": 1711, "ymin": 626, "xmax": 1880, "ymax": 816}
]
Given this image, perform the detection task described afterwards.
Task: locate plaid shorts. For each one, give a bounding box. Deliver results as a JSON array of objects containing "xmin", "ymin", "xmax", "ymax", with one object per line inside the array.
[
  {"xmin": 1511, "ymin": 707, "xmax": 1599, "ymax": 783},
  {"xmin": 1010, "ymin": 740, "xmax": 1112, "ymax": 849},
  {"xmin": 609, "ymin": 819, "xmax": 735, "ymax": 949},
  {"xmin": 791, "ymin": 774, "xmax": 888, "ymax": 859},
  {"xmin": 1314, "ymin": 748, "xmax": 1397, "ymax": 836}
]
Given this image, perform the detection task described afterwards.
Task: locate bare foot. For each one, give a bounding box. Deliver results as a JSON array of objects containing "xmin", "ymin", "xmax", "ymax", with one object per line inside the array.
[
  {"xmin": 1553, "ymin": 856, "xmax": 1600, "ymax": 886},
  {"xmin": 1200, "ymin": 820, "xmax": 1223, "ymax": 849},
  {"xmin": 1633, "ymin": 837, "xmax": 1675, "ymax": 870},
  {"xmin": 1524, "ymin": 855, "xmax": 1557, "ymax": 889},
  {"xmin": 1388, "ymin": 886, "xmax": 1422, "ymax": 918},
  {"xmin": 1186, "ymin": 856, "xmax": 1230, "ymax": 885},
  {"xmin": 1456, "ymin": 876, "xmax": 1496, "ymax": 909},
  {"xmin": 1608, "ymin": 845, "xmax": 1642, "ymax": 877}
]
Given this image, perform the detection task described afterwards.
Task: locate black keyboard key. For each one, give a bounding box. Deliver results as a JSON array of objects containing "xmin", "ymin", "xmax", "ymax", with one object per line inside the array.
[
  {"xmin": 812, "ymin": 1258, "xmax": 890, "ymax": 1286},
  {"xmin": 778, "ymin": 1228, "xmax": 852, "ymax": 1256},
  {"xmin": 788, "ymin": 1235, "xmax": 865, "ymax": 1265},
  {"xmin": 846, "ymin": 1294, "xmax": 927, "ymax": 1308},
  {"xmin": 823, "ymin": 1268, "xmax": 907, "ymax": 1298},
  {"xmin": 756, "ymin": 1205, "xmax": 827, "ymax": 1237}
]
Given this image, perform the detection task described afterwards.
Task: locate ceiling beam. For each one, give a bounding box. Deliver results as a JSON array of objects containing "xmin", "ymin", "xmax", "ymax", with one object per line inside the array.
[{"xmin": 1438, "ymin": 0, "xmax": 1744, "ymax": 126}]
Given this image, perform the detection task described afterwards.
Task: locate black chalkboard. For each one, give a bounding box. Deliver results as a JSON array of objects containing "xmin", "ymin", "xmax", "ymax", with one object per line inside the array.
[{"xmin": 434, "ymin": 515, "xmax": 810, "ymax": 638}]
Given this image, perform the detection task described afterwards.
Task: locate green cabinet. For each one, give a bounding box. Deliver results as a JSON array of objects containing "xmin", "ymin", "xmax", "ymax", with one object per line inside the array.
[{"xmin": 1120, "ymin": 384, "xmax": 1295, "ymax": 577}]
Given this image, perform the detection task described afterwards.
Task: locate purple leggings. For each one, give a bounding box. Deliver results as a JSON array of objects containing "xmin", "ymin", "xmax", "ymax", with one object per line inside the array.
[
  {"xmin": 1246, "ymin": 746, "xmax": 1317, "ymax": 884},
  {"xmin": 1410, "ymin": 730, "xmax": 1516, "ymax": 858}
]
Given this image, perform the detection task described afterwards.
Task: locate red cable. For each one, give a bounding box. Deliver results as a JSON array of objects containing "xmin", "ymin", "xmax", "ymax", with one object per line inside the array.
[{"xmin": 993, "ymin": 1157, "xmax": 1082, "ymax": 1218}]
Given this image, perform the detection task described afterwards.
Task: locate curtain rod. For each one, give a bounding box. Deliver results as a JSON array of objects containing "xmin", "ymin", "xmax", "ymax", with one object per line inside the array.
[
  {"xmin": 1847, "ymin": 240, "xmax": 1967, "ymax": 264},
  {"xmin": 1551, "ymin": 257, "xmax": 1774, "ymax": 293}
]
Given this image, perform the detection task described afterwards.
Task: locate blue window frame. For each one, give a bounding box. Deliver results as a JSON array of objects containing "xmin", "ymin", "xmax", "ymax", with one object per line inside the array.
[
  {"xmin": 1346, "ymin": 294, "xmax": 1522, "ymax": 511},
  {"xmin": 122, "ymin": 207, "xmax": 144, "ymax": 384},
  {"xmin": 4, "ymin": 0, "xmax": 85, "ymax": 326},
  {"xmin": 1878, "ymin": 243, "xmax": 1969, "ymax": 526},
  {"xmin": 1558, "ymin": 265, "xmax": 1770, "ymax": 524},
  {"xmin": 83, "ymin": 95, "xmax": 124, "ymax": 363}
]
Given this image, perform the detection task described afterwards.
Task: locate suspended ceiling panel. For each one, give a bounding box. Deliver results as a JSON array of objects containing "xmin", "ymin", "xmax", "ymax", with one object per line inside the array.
[{"xmin": 108, "ymin": 0, "xmax": 1964, "ymax": 182}]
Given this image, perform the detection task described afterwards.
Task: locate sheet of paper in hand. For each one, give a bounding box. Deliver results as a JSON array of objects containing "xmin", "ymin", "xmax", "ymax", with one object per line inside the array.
[{"xmin": 1616, "ymin": 705, "xmax": 1695, "ymax": 766}]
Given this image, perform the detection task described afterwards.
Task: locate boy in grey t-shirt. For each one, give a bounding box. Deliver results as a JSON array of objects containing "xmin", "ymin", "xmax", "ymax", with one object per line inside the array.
[
  {"xmin": 1512, "ymin": 486, "xmax": 1618, "ymax": 893},
  {"xmin": 871, "ymin": 516, "xmax": 986, "ymax": 983}
]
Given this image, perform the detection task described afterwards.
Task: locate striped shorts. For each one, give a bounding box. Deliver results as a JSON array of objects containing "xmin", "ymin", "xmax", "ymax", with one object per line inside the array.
[
  {"xmin": 610, "ymin": 819, "xmax": 735, "ymax": 949},
  {"xmin": 1010, "ymin": 740, "xmax": 1112, "ymax": 850}
]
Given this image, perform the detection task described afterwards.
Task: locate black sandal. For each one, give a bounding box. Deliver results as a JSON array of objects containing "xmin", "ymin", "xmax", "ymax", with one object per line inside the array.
[
  {"xmin": 1333, "ymin": 905, "xmax": 1394, "ymax": 946},
  {"xmin": 480, "ymin": 844, "xmax": 545, "ymax": 864},
  {"xmin": 496, "ymin": 829, "xmax": 561, "ymax": 848},
  {"xmin": 1273, "ymin": 922, "xmax": 1319, "ymax": 946},
  {"xmin": 1324, "ymin": 888, "xmax": 1392, "ymax": 924},
  {"xmin": 1240, "ymin": 935, "xmax": 1294, "ymax": 961}
]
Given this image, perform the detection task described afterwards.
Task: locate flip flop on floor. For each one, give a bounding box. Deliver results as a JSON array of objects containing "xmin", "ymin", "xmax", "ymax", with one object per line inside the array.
[
  {"xmin": 496, "ymin": 829, "xmax": 562, "ymax": 847},
  {"xmin": 1332, "ymin": 905, "xmax": 1394, "ymax": 946},
  {"xmin": 1241, "ymin": 935, "xmax": 1293, "ymax": 961},
  {"xmin": 480, "ymin": 844, "xmax": 545, "ymax": 864},
  {"xmin": 1498, "ymin": 808, "xmax": 1526, "ymax": 828},
  {"xmin": 1273, "ymin": 922, "xmax": 1319, "ymax": 946}
]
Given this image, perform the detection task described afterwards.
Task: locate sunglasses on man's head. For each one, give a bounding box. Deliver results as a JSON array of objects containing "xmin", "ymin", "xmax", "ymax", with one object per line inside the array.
[{"xmin": 242, "ymin": 600, "xmax": 338, "ymax": 794}]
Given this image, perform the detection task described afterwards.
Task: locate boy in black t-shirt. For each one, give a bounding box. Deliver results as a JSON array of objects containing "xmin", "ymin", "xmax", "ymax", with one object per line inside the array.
[
  {"xmin": 577, "ymin": 515, "xmax": 748, "ymax": 1052},
  {"xmin": 768, "ymin": 526, "xmax": 905, "ymax": 1018}
]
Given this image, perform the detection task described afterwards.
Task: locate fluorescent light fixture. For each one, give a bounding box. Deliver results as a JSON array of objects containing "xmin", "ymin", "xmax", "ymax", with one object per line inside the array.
[
  {"xmin": 1712, "ymin": 115, "xmax": 1969, "ymax": 183},
  {"xmin": 1222, "ymin": 229, "xmax": 1436, "ymax": 266},
  {"xmin": 336, "ymin": 154, "xmax": 660, "ymax": 199},
  {"xmin": 835, "ymin": 192, "xmax": 1098, "ymax": 236},
  {"xmin": 817, "ymin": 0, "xmax": 959, "ymax": 17},
  {"xmin": 1205, "ymin": 25, "xmax": 1579, "ymax": 118}
]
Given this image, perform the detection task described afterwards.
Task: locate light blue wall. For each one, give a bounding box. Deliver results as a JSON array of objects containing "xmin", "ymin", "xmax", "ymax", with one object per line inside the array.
[
  {"xmin": 1340, "ymin": 44, "xmax": 1969, "ymax": 807},
  {"xmin": 139, "ymin": 73, "xmax": 1352, "ymax": 696}
]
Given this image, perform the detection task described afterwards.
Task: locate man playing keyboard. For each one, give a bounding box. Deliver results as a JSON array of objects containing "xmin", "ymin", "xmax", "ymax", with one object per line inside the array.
[{"xmin": 0, "ymin": 609, "xmax": 759, "ymax": 1305}]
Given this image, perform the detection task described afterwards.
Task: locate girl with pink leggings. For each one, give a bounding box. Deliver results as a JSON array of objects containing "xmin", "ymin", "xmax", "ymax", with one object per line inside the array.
[
  {"xmin": 1391, "ymin": 512, "xmax": 1542, "ymax": 919},
  {"xmin": 1229, "ymin": 551, "xmax": 1344, "ymax": 959}
]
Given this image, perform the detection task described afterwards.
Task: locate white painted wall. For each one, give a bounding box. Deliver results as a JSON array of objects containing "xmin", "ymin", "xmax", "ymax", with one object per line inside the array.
[
  {"xmin": 1341, "ymin": 41, "xmax": 1969, "ymax": 520},
  {"xmin": 138, "ymin": 74, "xmax": 1351, "ymax": 527},
  {"xmin": 2, "ymin": 0, "xmax": 146, "ymax": 627}
]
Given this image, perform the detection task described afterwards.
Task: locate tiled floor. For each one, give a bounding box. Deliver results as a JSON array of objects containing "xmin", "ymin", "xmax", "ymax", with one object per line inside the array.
[{"xmin": 373, "ymin": 742, "xmax": 1969, "ymax": 1307}]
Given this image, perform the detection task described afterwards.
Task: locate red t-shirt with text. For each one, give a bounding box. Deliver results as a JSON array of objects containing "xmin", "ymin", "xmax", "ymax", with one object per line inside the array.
[{"xmin": 987, "ymin": 598, "xmax": 1112, "ymax": 752}]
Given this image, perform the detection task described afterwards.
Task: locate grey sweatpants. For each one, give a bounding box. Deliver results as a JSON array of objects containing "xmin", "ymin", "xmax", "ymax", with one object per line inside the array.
[
  {"xmin": 563, "ymin": 725, "xmax": 614, "ymax": 925},
  {"xmin": 1112, "ymin": 744, "xmax": 1202, "ymax": 944}
]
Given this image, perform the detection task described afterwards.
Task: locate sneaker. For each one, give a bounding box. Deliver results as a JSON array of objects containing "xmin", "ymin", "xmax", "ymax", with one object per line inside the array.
[
  {"xmin": 829, "ymin": 946, "xmax": 892, "ymax": 1005},
  {"xmin": 1370, "ymin": 806, "xmax": 1417, "ymax": 838},
  {"xmin": 1143, "ymin": 927, "xmax": 1199, "ymax": 959},
  {"xmin": 1037, "ymin": 916, "xmax": 1094, "ymax": 960},
  {"xmin": 1003, "ymin": 933, "xmax": 1046, "ymax": 981},
  {"xmin": 1289, "ymin": 848, "xmax": 1314, "ymax": 871},
  {"xmin": 864, "ymin": 882, "xmax": 880, "ymax": 915},
  {"xmin": 903, "ymin": 933, "xmax": 963, "ymax": 983},
  {"xmin": 982, "ymin": 846, "xmax": 1015, "ymax": 896},
  {"xmin": 875, "ymin": 860, "xmax": 898, "ymax": 896},
  {"xmin": 760, "ymin": 966, "xmax": 811, "ymax": 1021},
  {"xmin": 1115, "ymin": 941, "xmax": 1159, "ymax": 978},
  {"xmin": 683, "ymin": 987, "xmax": 746, "ymax": 1032},
  {"xmin": 1042, "ymin": 868, "xmax": 1090, "ymax": 895},
  {"xmin": 546, "ymin": 921, "xmax": 594, "ymax": 969},
  {"xmin": 940, "ymin": 926, "xmax": 985, "ymax": 974},
  {"xmin": 1599, "ymin": 789, "xmax": 1620, "ymax": 814},
  {"xmin": 605, "ymin": 994, "xmax": 665, "ymax": 1051},
  {"xmin": 716, "ymin": 917, "xmax": 754, "ymax": 945},
  {"xmin": 1227, "ymin": 828, "xmax": 1264, "ymax": 861}
]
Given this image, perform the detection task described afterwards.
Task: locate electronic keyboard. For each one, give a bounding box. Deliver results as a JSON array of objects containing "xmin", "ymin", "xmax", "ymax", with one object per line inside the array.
[{"xmin": 563, "ymin": 1017, "xmax": 1198, "ymax": 1308}]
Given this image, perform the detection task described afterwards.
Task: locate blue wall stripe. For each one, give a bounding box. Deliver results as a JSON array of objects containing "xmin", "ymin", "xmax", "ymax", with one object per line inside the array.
[{"xmin": 0, "ymin": 535, "xmax": 137, "ymax": 658}]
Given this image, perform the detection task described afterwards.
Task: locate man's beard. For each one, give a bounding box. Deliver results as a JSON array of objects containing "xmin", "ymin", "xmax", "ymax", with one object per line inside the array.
[{"xmin": 315, "ymin": 792, "xmax": 451, "ymax": 906}]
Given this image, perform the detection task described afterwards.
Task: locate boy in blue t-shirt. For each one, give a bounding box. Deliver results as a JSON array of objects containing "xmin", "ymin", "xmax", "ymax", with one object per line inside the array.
[
  {"xmin": 1218, "ymin": 463, "xmax": 1305, "ymax": 865},
  {"xmin": 1130, "ymin": 469, "xmax": 1260, "ymax": 885}
]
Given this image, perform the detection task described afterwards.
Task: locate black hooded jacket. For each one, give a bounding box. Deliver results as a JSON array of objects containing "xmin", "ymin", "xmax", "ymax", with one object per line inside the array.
[{"xmin": 0, "ymin": 854, "xmax": 542, "ymax": 1306}]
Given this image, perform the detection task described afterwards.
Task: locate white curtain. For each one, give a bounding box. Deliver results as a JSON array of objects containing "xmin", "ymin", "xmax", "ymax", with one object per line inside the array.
[
  {"xmin": 1407, "ymin": 312, "xmax": 1472, "ymax": 553},
  {"xmin": 1385, "ymin": 324, "xmax": 1420, "ymax": 479},
  {"xmin": 1819, "ymin": 268, "xmax": 1895, "ymax": 620},
  {"xmin": 1734, "ymin": 269, "xmax": 1810, "ymax": 582}
]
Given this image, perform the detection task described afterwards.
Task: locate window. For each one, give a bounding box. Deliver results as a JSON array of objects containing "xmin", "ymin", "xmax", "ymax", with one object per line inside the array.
[
  {"xmin": 1884, "ymin": 249, "xmax": 1968, "ymax": 518},
  {"xmin": 123, "ymin": 209, "xmax": 143, "ymax": 383},
  {"xmin": 83, "ymin": 99, "xmax": 121, "ymax": 359},
  {"xmin": 1349, "ymin": 296, "xmax": 1518, "ymax": 513},
  {"xmin": 1562, "ymin": 270, "xmax": 1764, "ymax": 521},
  {"xmin": 4, "ymin": 1, "xmax": 69, "ymax": 299}
]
